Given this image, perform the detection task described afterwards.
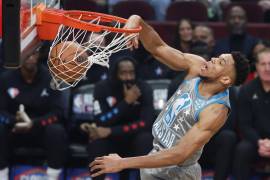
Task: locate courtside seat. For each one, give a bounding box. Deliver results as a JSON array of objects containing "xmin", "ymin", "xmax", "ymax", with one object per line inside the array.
[
  {"xmin": 146, "ymin": 79, "xmax": 171, "ymax": 117},
  {"xmin": 165, "ymin": 1, "xmax": 208, "ymax": 21},
  {"xmin": 112, "ymin": 0, "xmax": 156, "ymax": 20}
]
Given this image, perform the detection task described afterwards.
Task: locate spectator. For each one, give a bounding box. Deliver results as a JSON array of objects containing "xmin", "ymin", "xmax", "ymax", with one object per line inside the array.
[
  {"xmin": 174, "ymin": 19, "xmax": 194, "ymax": 53},
  {"xmin": 233, "ymin": 48, "xmax": 270, "ymax": 180},
  {"xmin": 213, "ymin": 6, "xmax": 259, "ymax": 72},
  {"xmin": 0, "ymin": 44, "xmax": 68, "ymax": 180},
  {"xmin": 193, "ymin": 24, "xmax": 215, "ymax": 56},
  {"xmin": 81, "ymin": 55, "xmax": 154, "ymax": 180}
]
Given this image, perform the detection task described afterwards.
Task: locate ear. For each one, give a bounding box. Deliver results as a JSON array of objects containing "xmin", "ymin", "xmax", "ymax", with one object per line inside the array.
[{"xmin": 219, "ymin": 76, "xmax": 232, "ymax": 86}]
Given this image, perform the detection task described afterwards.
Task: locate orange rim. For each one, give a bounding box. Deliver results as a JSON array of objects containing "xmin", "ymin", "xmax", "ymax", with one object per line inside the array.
[{"xmin": 39, "ymin": 8, "xmax": 141, "ymax": 33}]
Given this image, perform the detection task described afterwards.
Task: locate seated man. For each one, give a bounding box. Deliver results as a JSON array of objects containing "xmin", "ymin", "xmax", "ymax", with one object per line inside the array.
[
  {"xmin": 233, "ymin": 48, "xmax": 270, "ymax": 179},
  {"xmin": 213, "ymin": 6, "xmax": 259, "ymax": 71},
  {"xmin": 0, "ymin": 44, "xmax": 67, "ymax": 180},
  {"xmin": 82, "ymin": 55, "xmax": 155, "ymax": 180},
  {"xmin": 89, "ymin": 15, "xmax": 250, "ymax": 180}
]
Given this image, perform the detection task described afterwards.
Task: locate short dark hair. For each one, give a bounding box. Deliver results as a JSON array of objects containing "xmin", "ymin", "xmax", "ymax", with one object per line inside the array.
[{"xmin": 231, "ymin": 51, "xmax": 250, "ymax": 86}]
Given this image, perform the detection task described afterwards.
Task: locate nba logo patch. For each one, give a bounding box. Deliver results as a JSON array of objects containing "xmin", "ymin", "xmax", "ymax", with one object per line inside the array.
[
  {"xmin": 7, "ymin": 87, "xmax": 20, "ymax": 99},
  {"xmin": 164, "ymin": 93, "xmax": 191, "ymax": 127},
  {"xmin": 106, "ymin": 96, "xmax": 117, "ymax": 107}
]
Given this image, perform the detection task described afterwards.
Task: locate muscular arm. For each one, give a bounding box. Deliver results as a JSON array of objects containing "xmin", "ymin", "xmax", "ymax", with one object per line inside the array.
[
  {"xmin": 126, "ymin": 15, "xmax": 206, "ymax": 74},
  {"xmin": 90, "ymin": 104, "xmax": 229, "ymax": 176},
  {"xmin": 120, "ymin": 104, "xmax": 228, "ymax": 168}
]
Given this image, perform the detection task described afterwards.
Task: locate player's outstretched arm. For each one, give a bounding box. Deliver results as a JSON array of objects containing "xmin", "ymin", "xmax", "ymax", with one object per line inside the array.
[
  {"xmin": 89, "ymin": 104, "xmax": 228, "ymax": 177},
  {"xmin": 124, "ymin": 15, "xmax": 206, "ymax": 74}
]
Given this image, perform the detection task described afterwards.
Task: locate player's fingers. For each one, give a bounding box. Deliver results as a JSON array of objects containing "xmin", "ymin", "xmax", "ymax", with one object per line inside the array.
[
  {"xmin": 89, "ymin": 159, "xmax": 103, "ymax": 167},
  {"xmin": 90, "ymin": 164, "xmax": 104, "ymax": 172},
  {"xmin": 91, "ymin": 169, "xmax": 106, "ymax": 177},
  {"xmin": 95, "ymin": 156, "xmax": 104, "ymax": 160},
  {"xmin": 134, "ymin": 36, "xmax": 139, "ymax": 49}
]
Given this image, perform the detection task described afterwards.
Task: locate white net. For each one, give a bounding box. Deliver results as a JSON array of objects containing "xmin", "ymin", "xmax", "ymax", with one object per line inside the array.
[{"xmin": 48, "ymin": 16, "xmax": 138, "ymax": 90}]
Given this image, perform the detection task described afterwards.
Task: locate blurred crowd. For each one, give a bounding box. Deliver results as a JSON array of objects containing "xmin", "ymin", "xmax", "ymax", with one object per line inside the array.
[{"xmin": 1, "ymin": 0, "xmax": 270, "ymax": 180}]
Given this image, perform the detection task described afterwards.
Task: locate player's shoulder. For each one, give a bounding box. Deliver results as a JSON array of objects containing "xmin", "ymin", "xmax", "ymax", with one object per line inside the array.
[
  {"xmin": 201, "ymin": 103, "xmax": 229, "ymax": 117},
  {"xmin": 184, "ymin": 53, "xmax": 207, "ymax": 78},
  {"xmin": 0, "ymin": 69, "xmax": 18, "ymax": 80}
]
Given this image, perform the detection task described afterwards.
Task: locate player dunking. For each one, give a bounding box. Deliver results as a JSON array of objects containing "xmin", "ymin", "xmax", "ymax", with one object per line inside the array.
[{"xmin": 89, "ymin": 15, "xmax": 250, "ymax": 180}]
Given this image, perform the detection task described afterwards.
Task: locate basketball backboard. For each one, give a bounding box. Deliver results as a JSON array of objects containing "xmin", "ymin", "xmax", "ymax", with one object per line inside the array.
[{"xmin": 2, "ymin": 0, "xmax": 60, "ymax": 68}]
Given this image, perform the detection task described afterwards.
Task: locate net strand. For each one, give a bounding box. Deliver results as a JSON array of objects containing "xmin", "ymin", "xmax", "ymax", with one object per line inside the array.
[{"xmin": 48, "ymin": 14, "xmax": 138, "ymax": 90}]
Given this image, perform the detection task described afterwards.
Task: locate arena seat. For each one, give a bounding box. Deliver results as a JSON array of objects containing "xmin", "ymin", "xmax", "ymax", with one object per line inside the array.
[
  {"xmin": 165, "ymin": 1, "xmax": 208, "ymax": 21},
  {"xmin": 222, "ymin": 2, "xmax": 264, "ymax": 22},
  {"xmin": 112, "ymin": 0, "xmax": 156, "ymax": 20},
  {"xmin": 146, "ymin": 79, "xmax": 171, "ymax": 117},
  {"xmin": 63, "ymin": 0, "xmax": 99, "ymax": 11}
]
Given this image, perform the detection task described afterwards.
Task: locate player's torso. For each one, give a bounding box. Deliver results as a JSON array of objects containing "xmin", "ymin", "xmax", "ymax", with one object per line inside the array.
[
  {"xmin": 152, "ymin": 78, "xmax": 197, "ymax": 149},
  {"xmin": 152, "ymin": 77, "xmax": 230, "ymax": 165}
]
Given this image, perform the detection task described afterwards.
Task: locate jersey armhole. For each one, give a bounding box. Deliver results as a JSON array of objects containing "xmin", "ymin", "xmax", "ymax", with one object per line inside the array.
[{"xmin": 195, "ymin": 100, "xmax": 231, "ymax": 122}]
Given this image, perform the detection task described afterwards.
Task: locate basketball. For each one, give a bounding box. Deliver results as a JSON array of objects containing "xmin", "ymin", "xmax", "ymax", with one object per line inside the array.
[{"xmin": 48, "ymin": 41, "xmax": 89, "ymax": 83}]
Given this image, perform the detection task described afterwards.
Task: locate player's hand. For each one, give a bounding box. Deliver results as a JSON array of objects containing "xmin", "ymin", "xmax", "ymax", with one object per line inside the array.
[
  {"xmin": 80, "ymin": 123, "xmax": 111, "ymax": 141},
  {"xmin": 80, "ymin": 122, "xmax": 95, "ymax": 134},
  {"xmin": 80, "ymin": 123, "xmax": 98, "ymax": 140},
  {"xmin": 124, "ymin": 84, "xmax": 141, "ymax": 104},
  {"xmin": 13, "ymin": 105, "xmax": 33, "ymax": 133},
  {"xmin": 90, "ymin": 127, "xmax": 111, "ymax": 141},
  {"xmin": 13, "ymin": 112, "xmax": 33, "ymax": 133},
  {"xmin": 89, "ymin": 153, "xmax": 123, "ymax": 177},
  {"xmin": 124, "ymin": 15, "xmax": 141, "ymax": 51}
]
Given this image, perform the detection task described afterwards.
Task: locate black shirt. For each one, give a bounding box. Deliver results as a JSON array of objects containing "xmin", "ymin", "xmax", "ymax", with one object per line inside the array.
[
  {"xmin": 238, "ymin": 77, "xmax": 270, "ymax": 146},
  {"xmin": 0, "ymin": 66, "xmax": 64, "ymax": 127},
  {"xmin": 93, "ymin": 79, "xmax": 154, "ymax": 136}
]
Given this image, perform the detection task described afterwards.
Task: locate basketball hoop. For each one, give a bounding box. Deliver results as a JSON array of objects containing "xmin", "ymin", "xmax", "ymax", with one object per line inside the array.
[{"xmin": 34, "ymin": 4, "xmax": 141, "ymax": 90}]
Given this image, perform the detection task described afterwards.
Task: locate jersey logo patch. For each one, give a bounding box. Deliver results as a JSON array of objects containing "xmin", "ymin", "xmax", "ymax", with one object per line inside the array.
[
  {"xmin": 41, "ymin": 88, "xmax": 49, "ymax": 97},
  {"xmin": 7, "ymin": 87, "xmax": 20, "ymax": 99},
  {"xmin": 164, "ymin": 93, "xmax": 191, "ymax": 127},
  {"xmin": 106, "ymin": 96, "xmax": 117, "ymax": 107}
]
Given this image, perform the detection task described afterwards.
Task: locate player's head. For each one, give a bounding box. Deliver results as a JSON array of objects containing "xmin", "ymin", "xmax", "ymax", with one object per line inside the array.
[
  {"xmin": 200, "ymin": 52, "xmax": 249, "ymax": 86},
  {"xmin": 21, "ymin": 45, "xmax": 42, "ymax": 73},
  {"xmin": 255, "ymin": 48, "xmax": 270, "ymax": 82},
  {"xmin": 176, "ymin": 19, "xmax": 193, "ymax": 43},
  {"xmin": 226, "ymin": 6, "xmax": 247, "ymax": 35},
  {"xmin": 193, "ymin": 25, "xmax": 215, "ymax": 50},
  {"xmin": 110, "ymin": 55, "xmax": 137, "ymax": 87}
]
